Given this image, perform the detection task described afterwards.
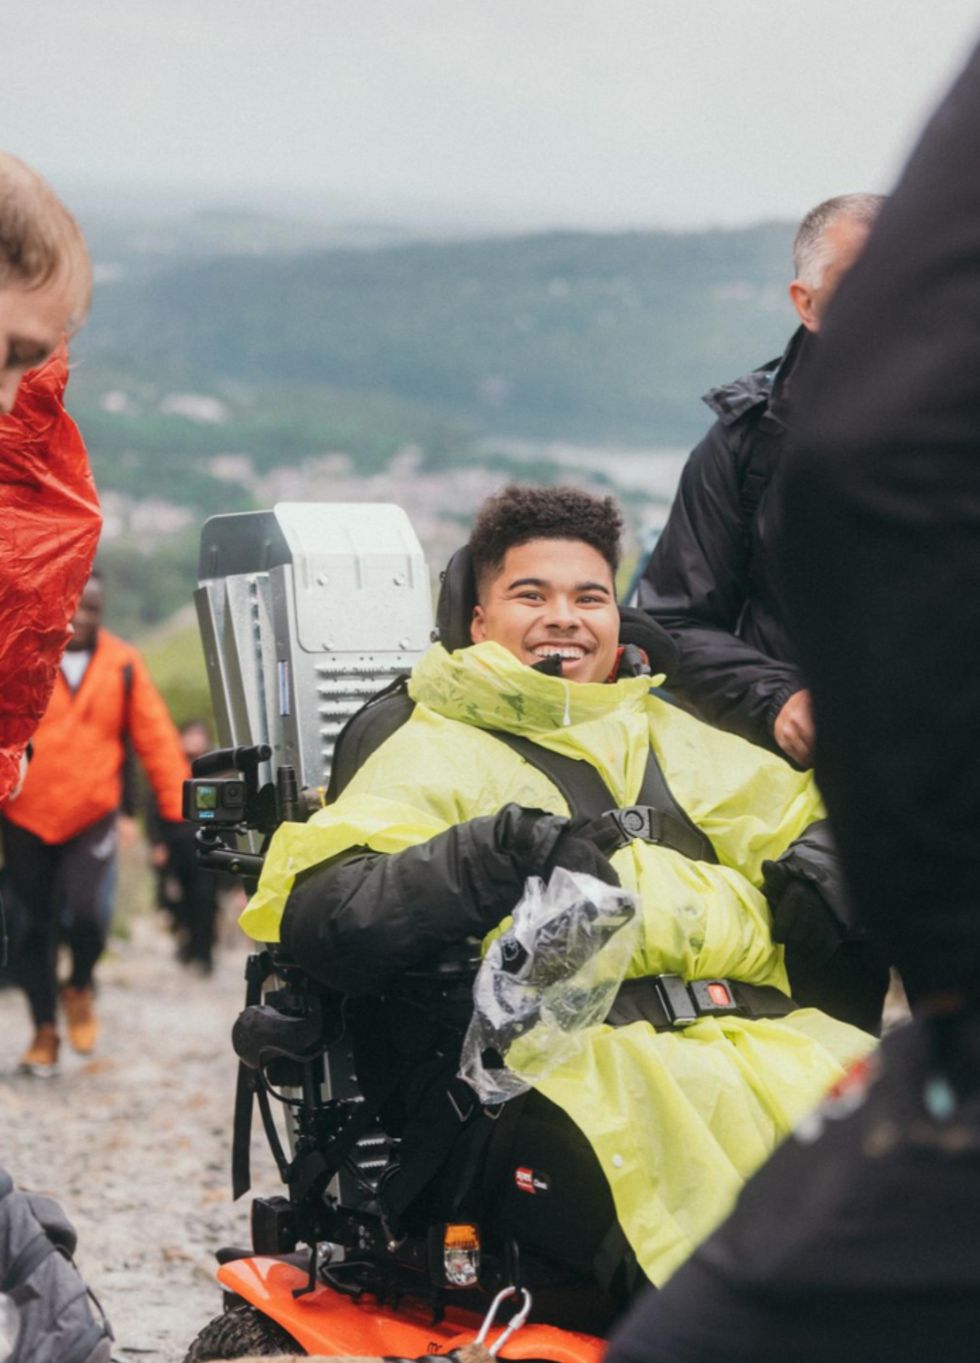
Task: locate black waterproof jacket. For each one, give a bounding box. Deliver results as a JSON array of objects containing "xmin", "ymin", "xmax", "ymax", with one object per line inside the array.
[
  {"xmin": 778, "ymin": 39, "xmax": 980, "ymax": 1005},
  {"xmin": 637, "ymin": 328, "xmax": 816, "ymax": 753}
]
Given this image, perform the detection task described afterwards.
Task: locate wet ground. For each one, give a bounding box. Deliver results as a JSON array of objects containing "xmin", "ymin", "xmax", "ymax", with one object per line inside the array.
[{"xmin": 0, "ymin": 904, "xmax": 278, "ymax": 1363}]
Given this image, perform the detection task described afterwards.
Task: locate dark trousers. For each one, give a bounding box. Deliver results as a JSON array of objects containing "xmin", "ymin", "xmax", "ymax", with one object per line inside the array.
[
  {"xmin": 606, "ymin": 1015, "xmax": 980, "ymax": 1363},
  {"xmin": 784, "ymin": 938, "xmax": 890, "ymax": 1034},
  {"xmin": 157, "ymin": 823, "xmax": 220, "ymax": 967},
  {"xmin": 0, "ymin": 812, "xmax": 117, "ymax": 1027},
  {"xmin": 421, "ymin": 1089, "xmax": 640, "ymax": 1333}
]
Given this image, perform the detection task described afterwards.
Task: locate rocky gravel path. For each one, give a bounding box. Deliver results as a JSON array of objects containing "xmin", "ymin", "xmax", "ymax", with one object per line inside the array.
[{"xmin": 0, "ymin": 909, "xmax": 278, "ymax": 1363}]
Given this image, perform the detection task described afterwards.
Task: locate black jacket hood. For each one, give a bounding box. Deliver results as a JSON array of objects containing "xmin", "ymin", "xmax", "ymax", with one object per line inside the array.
[{"xmin": 703, "ymin": 326, "xmax": 812, "ymax": 430}]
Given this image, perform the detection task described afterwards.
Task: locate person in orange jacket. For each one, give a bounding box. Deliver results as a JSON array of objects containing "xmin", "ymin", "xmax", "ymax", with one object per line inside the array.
[
  {"xmin": 0, "ymin": 151, "xmax": 99, "ymax": 807},
  {"xmin": 0, "ymin": 572, "xmax": 189, "ymax": 1075}
]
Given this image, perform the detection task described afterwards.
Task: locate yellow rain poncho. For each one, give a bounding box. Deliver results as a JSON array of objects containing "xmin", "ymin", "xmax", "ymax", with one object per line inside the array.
[{"xmin": 243, "ymin": 641, "xmax": 873, "ymax": 1286}]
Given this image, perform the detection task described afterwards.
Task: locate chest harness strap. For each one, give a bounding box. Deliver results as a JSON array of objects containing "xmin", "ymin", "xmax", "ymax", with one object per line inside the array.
[
  {"xmin": 487, "ymin": 729, "xmax": 718, "ymax": 865},
  {"xmin": 488, "ymin": 729, "xmax": 796, "ymax": 1029}
]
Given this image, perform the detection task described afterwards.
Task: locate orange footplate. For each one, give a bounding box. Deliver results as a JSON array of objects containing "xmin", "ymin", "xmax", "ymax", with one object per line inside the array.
[{"xmin": 217, "ymin": 1257, "xmax": 606, "ymax": 1363}]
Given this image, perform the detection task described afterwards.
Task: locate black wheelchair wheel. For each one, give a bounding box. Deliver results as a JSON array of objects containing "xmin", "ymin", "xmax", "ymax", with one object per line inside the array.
[{"xmin": 183, "ymin": 1302, "xmax": 304, "ymax": 1360}]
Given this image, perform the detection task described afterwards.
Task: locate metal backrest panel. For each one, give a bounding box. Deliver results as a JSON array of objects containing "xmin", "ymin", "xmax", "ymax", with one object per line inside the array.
[
  {"xmin": 195, "ymin": 573, "xmax": 277, "ymax": 752},
  {"xmin": 196, "ymin": 502, "xmax": 433, "ymax": 793},
  {"xmin": 275, "ymin": 502, "xmax": 432, "ymax": 656}
]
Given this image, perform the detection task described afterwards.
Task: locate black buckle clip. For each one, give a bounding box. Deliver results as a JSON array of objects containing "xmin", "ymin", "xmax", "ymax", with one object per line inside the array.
[
  {"xmin": 607, "ymin": 805, "xmax": 666, "ymax": 848},
  {"xmin": 653, "ymin": 974, "xmax": 741, "ymax": 1027}
]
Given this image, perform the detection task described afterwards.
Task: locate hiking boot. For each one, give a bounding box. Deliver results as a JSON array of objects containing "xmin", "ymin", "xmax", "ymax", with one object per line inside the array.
[
  {"xmin": 19, "ymin": 1024, "xmax": 60, "ymax": 1077},
  {"xmin": 61, "ymin": 985, "xmax": 99, "ymax": 1054}
]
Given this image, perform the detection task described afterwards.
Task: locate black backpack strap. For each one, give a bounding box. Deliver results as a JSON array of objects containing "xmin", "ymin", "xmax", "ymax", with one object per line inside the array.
[
  {"xmin": 326, "ymin": 675, "xmax": 415, "ymax": 802},
  {"xmin": 738, "ymin": 417, "xmax": 783, "ymax": 529},
  {"xmin": 632, "ymin": 746, "xmax": 717, "ymax": 864},
  {"xmin": 231, "ymin": 952, "xmax": 270, "ymax": 1200},
  {"xmin": 489, "ymin": 730, "xmax": 717, "ymax": 864},
  {"xmin": 324, "ymin": 676, "xmax": 716, "ymax": 863},
  {"xmin": 489, "ymin": 730, "xmax": 615, "ymax": 823}
]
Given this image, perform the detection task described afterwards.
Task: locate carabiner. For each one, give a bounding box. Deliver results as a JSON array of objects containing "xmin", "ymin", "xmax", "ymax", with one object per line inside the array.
[{"xmin": 474, "ymin": 1285, "xmax": 533, "ymax": 1356}]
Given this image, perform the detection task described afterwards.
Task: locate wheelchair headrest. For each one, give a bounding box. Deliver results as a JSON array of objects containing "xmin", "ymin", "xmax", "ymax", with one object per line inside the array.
[
  {"xmin": 435, "ymin": 545, "xmax": 679, "ymax": 679},
  {"xmin": 618, "ymin": 605, "xmax": 679, "ymax": 678},
  {"xmin": 435, "ymin": 545, "xmax": 479, "ymax": 653}
]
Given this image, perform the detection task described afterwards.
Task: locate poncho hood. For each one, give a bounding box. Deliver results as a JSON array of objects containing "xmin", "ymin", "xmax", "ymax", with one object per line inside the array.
[{"xmin": 409, "ymin": 640, "xmax": 658, "ymax": 737}]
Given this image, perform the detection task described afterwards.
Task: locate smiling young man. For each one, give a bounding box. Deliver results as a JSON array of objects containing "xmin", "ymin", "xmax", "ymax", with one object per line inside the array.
[
  {"xmin": 470, "ymin": 539, "xmax": 619, "ymax": 682},
  {"xmin": 242, "ymin": 484, "xmax": 873, "ymax": 1314}
]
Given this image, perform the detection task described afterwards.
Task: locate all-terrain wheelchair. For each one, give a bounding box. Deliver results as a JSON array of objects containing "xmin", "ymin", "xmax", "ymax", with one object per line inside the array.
[{"xmin": 183, "ymin": 504, "xmax": 657, "ymax": 1361}]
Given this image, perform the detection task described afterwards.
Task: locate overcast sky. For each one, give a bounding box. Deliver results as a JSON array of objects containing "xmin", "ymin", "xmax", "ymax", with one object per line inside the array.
[{"xmin": 4, "ymin": 1, "xmax": 979, "ymax": 231}]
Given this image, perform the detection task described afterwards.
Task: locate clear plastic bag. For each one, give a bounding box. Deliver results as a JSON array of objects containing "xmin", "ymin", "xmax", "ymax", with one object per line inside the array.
[{"xmin": 459, "ymin": 867, "xmax": 640, "ymax": 1105}]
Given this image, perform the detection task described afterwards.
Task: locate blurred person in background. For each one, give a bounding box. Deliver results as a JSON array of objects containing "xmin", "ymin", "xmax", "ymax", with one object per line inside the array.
[
  {"xmin": 606, "ymin": 37, "xmax": 980, "ymax": 1363},
  {"xmin": 0, "ymin": 572, "xmax": 189, "ymax": 1076},
  {"xmin": 0, "ymin": 150, "xmax": 99, "ymax": 808},
  {"xmin": 637, "ymin": 193, "xmax": 888, "ymax": 1036},
  {"xmin": 148, "ymin": 718, "xmax": 245, "ymax": 975}
]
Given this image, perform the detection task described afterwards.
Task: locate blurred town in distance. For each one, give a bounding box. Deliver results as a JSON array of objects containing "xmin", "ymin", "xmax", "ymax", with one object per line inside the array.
[{"xmin": 68, "ymin": 199, "xmax": 799, "ymax": 719}]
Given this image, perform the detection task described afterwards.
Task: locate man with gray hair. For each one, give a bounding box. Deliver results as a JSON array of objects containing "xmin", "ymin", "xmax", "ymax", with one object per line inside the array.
[{"xmin": 638, "ymin": 193, "xmax": 885, "ymax": 1032}]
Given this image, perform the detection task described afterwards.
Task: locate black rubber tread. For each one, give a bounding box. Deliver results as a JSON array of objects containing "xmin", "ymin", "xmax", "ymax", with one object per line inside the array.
[{"xmin": 183, "ymin": 1303, "xmax": 305, "ymax": 1360}]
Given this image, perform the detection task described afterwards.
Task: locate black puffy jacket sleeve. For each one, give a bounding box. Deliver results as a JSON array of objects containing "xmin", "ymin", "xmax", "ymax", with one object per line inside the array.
[
  {"xmin": 280, "ymin": 804, "xmax": 568, "ymax": 995},
  {"xmin": 637, "ymin": 421, "xmax": 802, "ymax": 751}
]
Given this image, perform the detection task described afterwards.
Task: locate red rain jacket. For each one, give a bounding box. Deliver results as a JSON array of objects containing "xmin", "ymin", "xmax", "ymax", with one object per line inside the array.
[{"xmin": 0, "ymin": 349, "xmax": 102, "ymax": 803}]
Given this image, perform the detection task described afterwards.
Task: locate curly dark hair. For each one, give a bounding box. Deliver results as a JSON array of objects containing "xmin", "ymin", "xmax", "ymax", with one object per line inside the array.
[{"xmin": 469, "ymin": 483, "xmax": 623, "ymax": 595}]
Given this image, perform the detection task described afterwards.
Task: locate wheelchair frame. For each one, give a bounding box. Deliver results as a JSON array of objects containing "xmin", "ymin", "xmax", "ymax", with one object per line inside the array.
[{"xmin": 188, "ymin": 503, "xmax": 606, "ymax": 1359}]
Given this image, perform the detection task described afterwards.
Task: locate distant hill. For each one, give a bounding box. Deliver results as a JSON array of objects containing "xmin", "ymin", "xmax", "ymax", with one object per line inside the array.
[
  {"xmin": 74, "ymin": 219, "xmax": 799, "ymax": 634},
  {"xmin": 75, "ymin": 222, "xmax": 795, "ymax": 453},
  {"xmin": 80, "ymin": 206, "xmax": 421, "ymax": 278}
]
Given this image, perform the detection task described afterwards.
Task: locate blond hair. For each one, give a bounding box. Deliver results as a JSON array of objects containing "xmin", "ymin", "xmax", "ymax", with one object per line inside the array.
[{"xmin": 0, "ymin": 151, "xmax": 92, "ymax": 327}]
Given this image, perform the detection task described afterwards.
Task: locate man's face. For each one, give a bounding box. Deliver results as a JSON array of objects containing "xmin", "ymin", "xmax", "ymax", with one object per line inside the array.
[
  {"xmin": 0, "ymin": 273, "xmax": 75, "ymax": 416},
  {"xmin": 180, "ymin": 724, "xmax": 212, "ymax": 761},
  {"xmin": 67, "ymin": 578, "xmax": 104, "ymax": 652},
  {"xmin": 470, "ymin": 538, "xmax": 620, "ymax": 685},
  {"xmin": 790, "ymin": 214, "xmax": 872, "ymax": 333}
]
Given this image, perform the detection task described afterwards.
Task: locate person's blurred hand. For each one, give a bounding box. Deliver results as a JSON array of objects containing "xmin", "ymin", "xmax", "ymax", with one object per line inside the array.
[
  {"xmin": 226, "ymin": 884, "xmax": 248, "ymax": 915},
  {"xmin": 149, "ymin": 842, "xmax": 169, "ymax": 869},
  {"xmin": 774, "ymin": 688, "xmax": 816, "ymax": 767},
  {"xmin": 7, "ymin": 750, "xmax": 29, "ymax": 801},
  {"xmin": 117, "ymin": 814, "xmax": 140, "ymax": 849}
]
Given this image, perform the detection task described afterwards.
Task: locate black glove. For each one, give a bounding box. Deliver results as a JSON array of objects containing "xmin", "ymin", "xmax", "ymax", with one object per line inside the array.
[
  {"xmin": 763, "ymin": 819, "xmax": 864, "ymax": 967},
  {"xmin": 543, "ymin": 822, "xmax": 620, "ymax": 887},
  {"xmin": 764, "ymin": 875, "xmax": 848, "ymax": 968},
  {"xmin": 495, "ymin": 805, "xmax": 620, "ymax": 888}
]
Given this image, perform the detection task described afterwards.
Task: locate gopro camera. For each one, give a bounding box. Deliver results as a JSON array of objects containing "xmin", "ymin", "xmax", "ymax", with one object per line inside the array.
[{"xmin": 183, "ymin": 777, "xmax": 247, "ymax": 825}]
